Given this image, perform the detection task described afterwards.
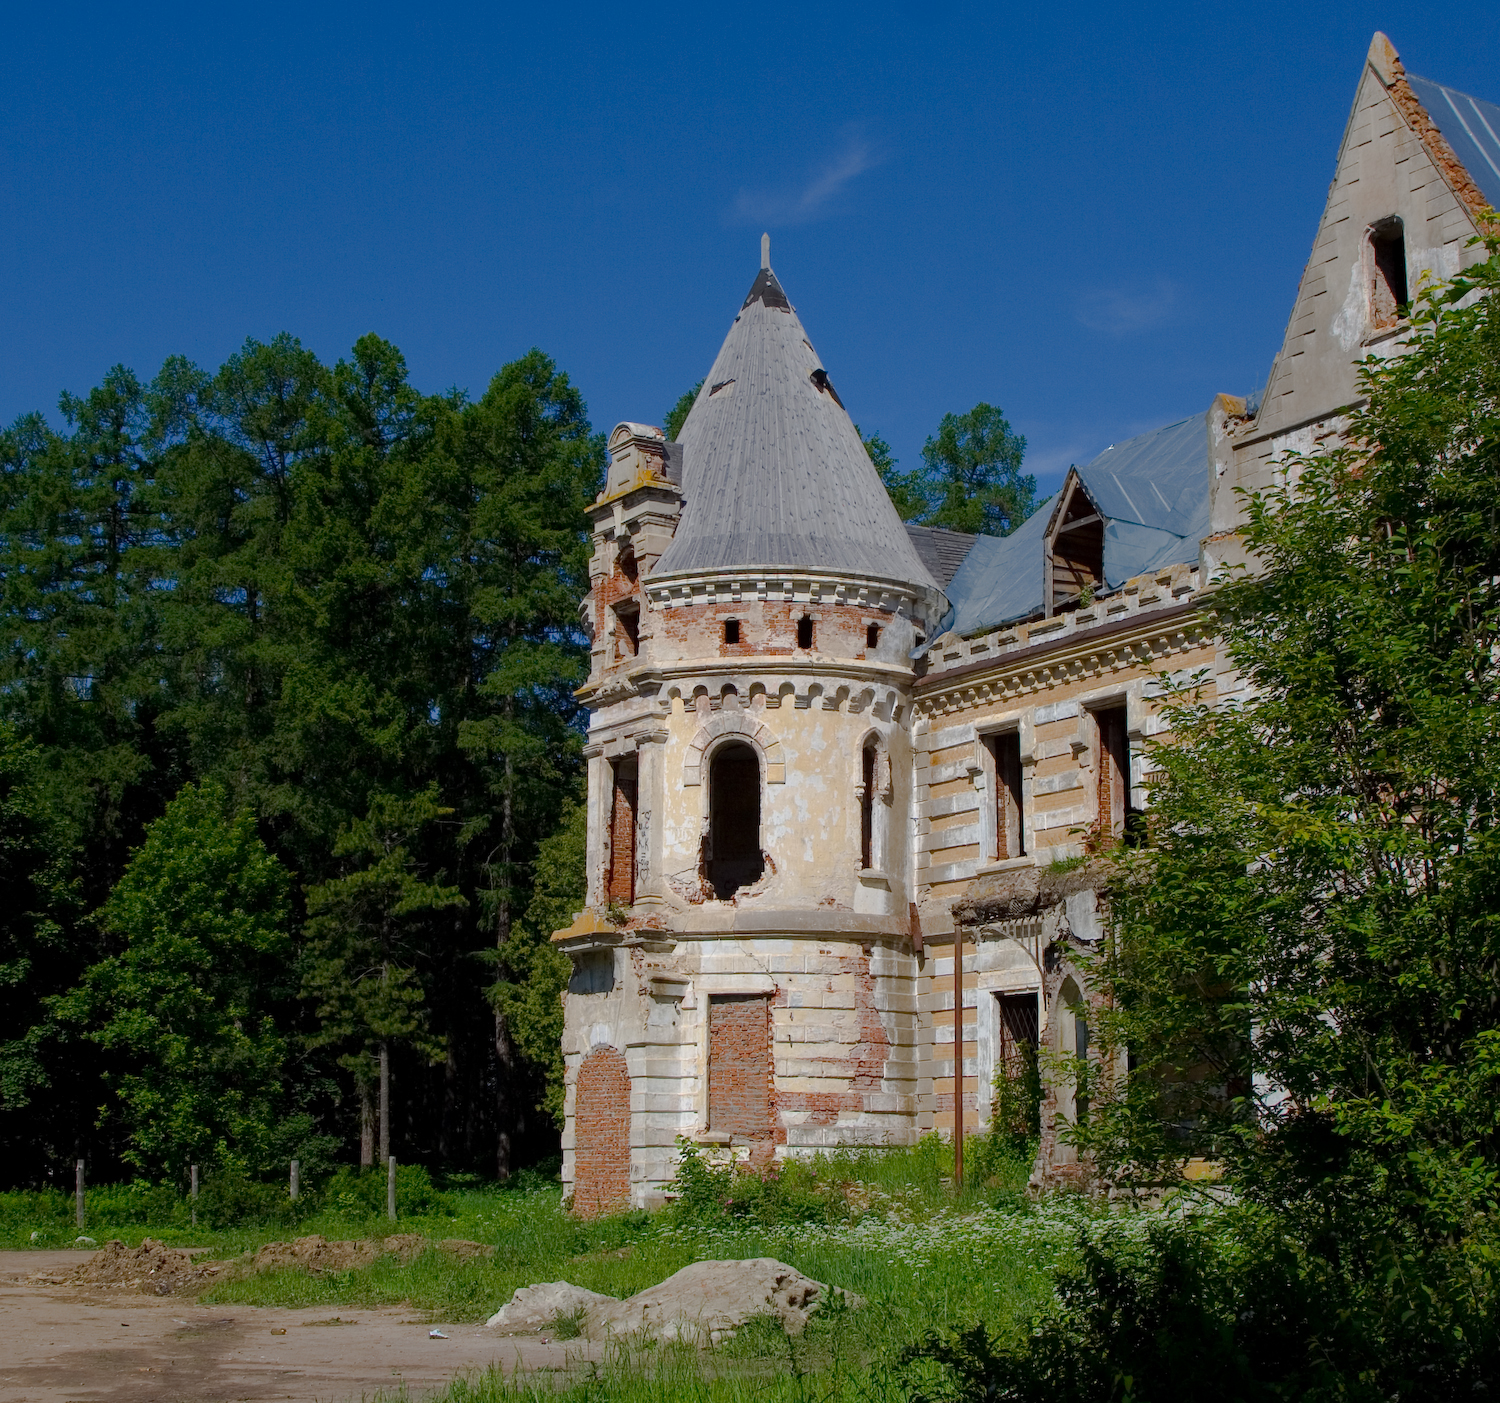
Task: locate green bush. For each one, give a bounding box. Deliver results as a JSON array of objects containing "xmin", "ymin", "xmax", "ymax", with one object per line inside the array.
[
  {"xmin": 321, "ymin": 1163, "xmax": 453, "ymax": 1220},
  {"xmin": 196, "ymin": 1169, "xmax": 295, "ymax": 1229},
  {"xmin": 896, "ymin": 1210, "xmax": 1500, "ymax": 1402},
  {"xmin": 669, "ymin": 1140, "xmax": 845, "ymax": 1227}
]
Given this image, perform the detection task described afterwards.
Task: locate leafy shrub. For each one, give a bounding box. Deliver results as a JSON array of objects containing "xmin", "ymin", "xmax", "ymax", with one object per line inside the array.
[
  {"xmin": 196, "ymin": 1169, "xmax": 295, "ymax": 1228},
  {"xmin": 989, "ymin": 1049, "xmax": 1042, "ymax": 1156},
  {"xmin": 896, "ymin": 1210, "xmax": 1500, "ymax": 1402},
  {"xmin": 669, "ymin": 1140, "xmax": 844, "ymax": 1226},
  {"xmin": 321, "ymin": 1163, "xmax": 452, "ymax": 1219}
]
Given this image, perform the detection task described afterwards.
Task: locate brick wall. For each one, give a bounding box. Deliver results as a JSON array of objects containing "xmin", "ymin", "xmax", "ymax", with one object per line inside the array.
[
  {"xmin": 708, "ymin": 995, "xmax": 772, "ymax": 1140},
  {"xmin": 572, "ymin": 1046, "xmax": 631, "ymax": 1217}
]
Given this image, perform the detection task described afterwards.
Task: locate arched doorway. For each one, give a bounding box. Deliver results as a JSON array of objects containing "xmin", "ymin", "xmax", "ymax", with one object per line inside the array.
[{"xmin": 708, "ymin": 741, "xmax": 763, "ymax": 899}]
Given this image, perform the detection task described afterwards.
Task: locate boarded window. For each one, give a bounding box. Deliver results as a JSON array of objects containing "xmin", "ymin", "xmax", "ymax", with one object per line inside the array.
[
  {"xmin": 708, "ymin": 742, "xmax": 763, "ymax": 899},
  {"xmin": 1370, "ymin": 219, "xmax": 1408, "ymax": 329},
  {"xmin": 708, "ymin": 994, "xmax": 771, "ymax": 1140},
  {"xmin": 988, "ymin": 731, "xmax": 1025, "ymax": 860},
  {"xmin": 607, "ymin": 758, "xmax": 637, "ymax": 905},
  {"xmin": 796, "ymin": 615, "xmax": 814, "ymax": 649},
  {"xmin": 1092, "ymin": 706, "xmax": 1129, "ymax": 839}
]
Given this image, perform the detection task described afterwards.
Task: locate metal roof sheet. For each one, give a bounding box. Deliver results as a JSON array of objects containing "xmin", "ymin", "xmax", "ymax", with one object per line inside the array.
[
  {"xmin": 943, "ymin": 411, "xmax": 1211, "ymax": 635},
  {"xmin": 1408, "ymin": 74, "xmax": 1500, "ymax": 211},
  {"xmin": 904, "ymin": 525, "xmax": 978, "ymax": 587},
  {"xmin": 653, "ymin": 267, "xmax": 941, "ymax": 596}
]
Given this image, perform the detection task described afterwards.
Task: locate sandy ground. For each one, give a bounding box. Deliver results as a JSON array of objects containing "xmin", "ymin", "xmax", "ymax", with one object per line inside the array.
[{"xmin": 0, "ymin": 1251, "xmax": 601, "ymax": 1403}]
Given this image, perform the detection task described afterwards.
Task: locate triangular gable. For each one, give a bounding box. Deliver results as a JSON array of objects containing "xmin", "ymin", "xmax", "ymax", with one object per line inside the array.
[{"xmin": 1250, "ymin": 34, "xmax": 1496, "ymax": 445}]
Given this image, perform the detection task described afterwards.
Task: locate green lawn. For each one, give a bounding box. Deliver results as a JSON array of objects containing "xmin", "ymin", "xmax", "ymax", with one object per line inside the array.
[{"xmin": 3, "ymin": 1140, "xmax": 1149, "ymax": 1401}]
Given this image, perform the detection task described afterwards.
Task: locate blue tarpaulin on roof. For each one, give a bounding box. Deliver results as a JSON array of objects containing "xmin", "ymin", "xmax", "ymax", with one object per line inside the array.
[{"xmin": 943, "ymin": 411, "xmax": 1210, "ymax": 635}]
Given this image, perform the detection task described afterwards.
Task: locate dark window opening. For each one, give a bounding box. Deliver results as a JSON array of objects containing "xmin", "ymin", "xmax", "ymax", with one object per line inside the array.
[
  {"xmin": 1050, "ymin": 483, "xmax": 1104, "ymax": 613},
  {"xmin": 708, "ymin": 742, "xmax": 763, "ymax": 899},
  {"xmin": 617, "ymin": 548, "xmax": 638, "ymax": 582},
  {"xmin": 998, "ymin": 991, "xmax": 1040, "ymax": 1059},
  {"xmin": 860, "ymin": 743, "xmax": 877, "ymax": 869},
  {"xmin": 1370, "ymin": 219, "xmax": 1408, "ymax": 329},
  {"xmin": 796, "ymin": 615, "xmax": 814, "ymax": 649},
  {"xmin": 866, "ymin": 622, "xmax": 881, "ymax": 650},
  {"xmin": 614, "ymin": 602, "xmax": 639, "ymax": 657},
  {"xmin": 724, "ymin": 619, "xmax": 740, "ymax": 645},
  {"xmin": 808, "ymin": 367, "xmax": 845, "ymax": 408},
  {"xmin": 1092, "ymin": 705, "xmax": 1143, "ymax": 844},
  {"xmin": 607, "ymin": 757, "xmax": 638, "ymax": 905},
  {"xmin": 988, "ymin": 731, "xmax": 1025, "ymax": 860}
]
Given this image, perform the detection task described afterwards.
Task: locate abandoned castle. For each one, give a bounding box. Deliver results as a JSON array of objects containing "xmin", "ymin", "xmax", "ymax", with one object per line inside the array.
[{"xmin": 550, "ymin": 32, "xmax": 1500, "ymax": 1212}]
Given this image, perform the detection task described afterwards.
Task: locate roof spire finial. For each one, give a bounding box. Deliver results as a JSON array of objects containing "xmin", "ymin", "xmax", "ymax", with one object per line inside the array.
[{"xmin": 761, "ymin": 232, "xmax": 770, "ymax": 270}]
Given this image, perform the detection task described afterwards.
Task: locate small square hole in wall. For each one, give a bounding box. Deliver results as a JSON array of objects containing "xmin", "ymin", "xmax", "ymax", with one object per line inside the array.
[
  {"xmin": 724, "ymin": 619, "xmax": 740, "ymax": 645},
  {"xmin": 797, "ymin": 615, "xmax": 814, "ymax": 649},
  {"xmin": 866, "ymin": 622, "xmax": 880, "ymax": 650}
]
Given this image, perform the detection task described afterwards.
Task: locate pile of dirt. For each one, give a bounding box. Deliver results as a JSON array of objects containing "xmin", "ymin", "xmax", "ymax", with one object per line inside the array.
[
  {"xmin": 252, "ymin": 1236, "xmax": 379, "ymax": 1272},
  {"xmin": 250, "ymin": 1234, "xmax": 492, "ymax": 1274},
  {"xmin": 38, "ymin": 1238, "xmax": 223, "ymax": 1296},
  {"xmin": 488, "ymin": 1258, "xmax": 864, "ymax": 1344}
]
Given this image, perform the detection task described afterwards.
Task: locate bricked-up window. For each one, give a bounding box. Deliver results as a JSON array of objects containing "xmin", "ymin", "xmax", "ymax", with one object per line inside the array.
[
  {"xmin": 572, "ymin": 1046, "xmax": 631, "ymax": 1216},
  {"xmin": 708, "ymin": 994, "xmax": 772, "ymax": 1140},
  {"xmin": 613, "ymin": 601, "xmax": 639, "ymax": 658},
  {"xmin": 708, "ymin": 742, "xmax": 763, "ymax": 899},
  {"xmin": 724, "ymin": 619, "xmax": 740, "ymax": 645},
  {"xmin": 988, "ymin": 731, "xmax": 1025, "ymax": 860},
  {"xmin": 607, "ymin": 757, "xmax": 637, "ymax": 905},
  {"xmin": 1369, "ymin": 218, "xmax": 1408, "ymax": 329},
  {"xmin": 796, "ymin": 614, "xmax": 814, "ymax": 649},
  {"xmin": 1092, "ymin": 706, "xmax": 1129, "ymax": 840}
]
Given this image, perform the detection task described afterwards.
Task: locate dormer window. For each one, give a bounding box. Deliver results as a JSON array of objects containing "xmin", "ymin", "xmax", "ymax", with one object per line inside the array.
[
  {"xmin": 1045, "ymin": 473, "xmax": 1103, "ymax": 615},
  {"xmin": 1369, "ymin": 218, "xmax": 1408, "ymax": 330},
  {"xmin": 797, "ymin": 615, "xmax": 814, "ymax": 649}
]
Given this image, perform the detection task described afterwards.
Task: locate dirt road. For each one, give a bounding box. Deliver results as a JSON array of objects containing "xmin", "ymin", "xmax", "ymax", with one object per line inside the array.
[{"xmin": 0, "ymin": 1251, "xmax": 599, "ymax": 1403}]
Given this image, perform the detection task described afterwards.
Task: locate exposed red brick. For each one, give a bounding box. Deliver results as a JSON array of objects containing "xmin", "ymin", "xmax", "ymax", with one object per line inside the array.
[
  {"xmin": 572, "ymin": 1047, "xmax": 631, "ymax": 1217},
  {"xmin": 775, "ymin": 946, "xmax": 892, "ymax": 1127},
  {"xmin": 708, "ymin": 995, "xmax": 773, "ymax": 1140}
]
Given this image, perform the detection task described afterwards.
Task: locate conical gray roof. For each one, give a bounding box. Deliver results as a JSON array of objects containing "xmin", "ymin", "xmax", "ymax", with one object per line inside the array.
[{"xmin": 654, "ymin": 266, "xmax": 942, "ymax": 600}]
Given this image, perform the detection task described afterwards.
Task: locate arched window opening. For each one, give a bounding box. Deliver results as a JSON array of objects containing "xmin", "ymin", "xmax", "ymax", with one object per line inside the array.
[
  {"xmin": 796, "ymin": 615, "xmax": 814, "ymax": 649},
  {"xmin": 860, "ymin": 743, "xmax": 877, "ymax": 869},
  {"xmin": 1369, "ymin": 217, "xmax": 1408, "ymax": 329},
  {"xmin": 708, "ymin": 742, "xmax": 763, "ymax": 899},
  {"xmin": 607, "ymin": 757, "xmax": 637, "ymax": 905}
]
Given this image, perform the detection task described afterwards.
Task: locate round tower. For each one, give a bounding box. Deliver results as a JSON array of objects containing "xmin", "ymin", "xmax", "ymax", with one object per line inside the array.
[{"xmin": 555, "ymin": 246, "xmax": 949, "ymax": 1212}]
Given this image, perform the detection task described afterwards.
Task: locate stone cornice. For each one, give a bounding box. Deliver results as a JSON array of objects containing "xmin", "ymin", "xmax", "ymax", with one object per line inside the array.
[{"xmin": 915, "ymin": 599, "xmax": 1206, "ymax": 714}]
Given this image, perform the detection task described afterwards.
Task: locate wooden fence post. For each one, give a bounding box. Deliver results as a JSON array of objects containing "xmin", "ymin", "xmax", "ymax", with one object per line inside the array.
[
  {"xmin": 387, "ymin": 1156, "xmax": 397, "ymax": 1221},
  {"xmin": 75, "ymin": 1160, "xmax": 84, "ymax": 1231}
]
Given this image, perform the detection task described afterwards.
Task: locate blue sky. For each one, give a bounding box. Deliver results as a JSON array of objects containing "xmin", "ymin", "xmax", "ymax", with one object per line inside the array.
[{"xmin": 3, "ymin": 3, "xmax": 1498, "ymax": 501}]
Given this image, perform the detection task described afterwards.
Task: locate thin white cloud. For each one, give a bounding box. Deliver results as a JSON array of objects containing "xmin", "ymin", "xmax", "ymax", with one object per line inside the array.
[
  {"xmin": 1074, "ymin": 280, "xmax": 1180, "ymax": 336},
  {"xmin": 732, "ymin": 133, "xmax": 878, "ymax": 226}
]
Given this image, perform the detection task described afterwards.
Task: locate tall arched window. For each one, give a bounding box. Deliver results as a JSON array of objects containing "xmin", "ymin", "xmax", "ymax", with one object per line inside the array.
[
  {"xmin": 858, "ymin": 738, "xmax": 890, "ymax": 872},
  {"xmin": 860, "ymin": 742, "xmax": 877, "ymax": 869},
  {"xmin": 708, "ymin": 742, "xmax": 763, "ymax": 899}
]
